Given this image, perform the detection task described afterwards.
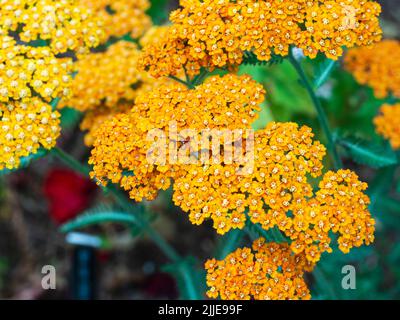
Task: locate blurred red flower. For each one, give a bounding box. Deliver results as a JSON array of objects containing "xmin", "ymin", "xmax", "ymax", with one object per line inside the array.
[{"xmin": 44, "ymin": 168, "xmax": 97, "ymax": 224}]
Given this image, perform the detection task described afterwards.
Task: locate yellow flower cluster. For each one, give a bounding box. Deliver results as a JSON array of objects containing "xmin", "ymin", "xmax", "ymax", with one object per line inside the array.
[
  {"xmin": 140, "ymin": 0, "xmax": 382, "ymax": 78},
  {"xmin": 0, "ymin": 40, "xmax": 70, "ymax": 169},
  {"xmin": 60, "ymin": 41, "xmax": 152, "ymax": 112},
  {"xmin": 0, "ymin": 0, "xmax": 105, "ymax": 55},
  {"xmin": 91, "ymin": 110, "xmax": 181, "ymax": 200},
  {"xmin": 79, "ymin": 0, "xmax": 151, "ymax": 39},
  {"xmin": 0, "ymin": 98, "xmax": 60, "ymax": 170},
  {"xmin": 0, "ymin": 42, "xmax": 73, "ymax": 103},
  {"xmin": 205, "ymin": 238, "xmax": 312, "ymax": 300},
  {"xmin": 175, "ymin": 126, "xmax": 374, "ymax": 262},
  {"xmin": 61, "ymin": 40, "xmax": 172, "ymax": 146},
  {"xmin": 374, "ymin": 103, "xmax": 400, "ymax": 149},
  {"xmin": 0, "ymin": 0, "xmax": 102, "ymax": 169},
  {"xmin": 345, "ymin": 40, "xmax": 400, "ymax": 99},
  {"xmin": 90, "ymin": 74, "xmax": 264, "ymax": 200}
]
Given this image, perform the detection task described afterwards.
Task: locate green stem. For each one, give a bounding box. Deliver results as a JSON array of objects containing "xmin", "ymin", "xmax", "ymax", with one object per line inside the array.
[
  {"xmin": 50, "ymin": 147, "xmax": 91, "ymax": 176},
  {"xmin": 192, "ymin": 69, "xmax": 209, "ymax": 86},
  {"xmin": 313, "ymin": 60, "xmax": 336, "ymax": 89},
  {"xmin": 50, "ymin": 147, "xmax": 181, "ymax": 262},
  {"xmin": 168, "ymin": 75, "xmax": 194, "ymax": 89},
  {"xmin": 179, "ymin": 262, "xmax": 201, "ymax": 300},
  {"xmin": 288, "ymin": 53, "xmax": 343, "ymax": 170}
]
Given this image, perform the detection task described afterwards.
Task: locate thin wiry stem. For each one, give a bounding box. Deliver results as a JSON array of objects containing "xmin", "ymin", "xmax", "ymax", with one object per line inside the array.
[
  {"xmin": 288, "ymin": 52, "xmax": 343, "ymax": 170},
  {"xmin": 168, "ymin": 75, "xmax": 195, "ymax": 89}
]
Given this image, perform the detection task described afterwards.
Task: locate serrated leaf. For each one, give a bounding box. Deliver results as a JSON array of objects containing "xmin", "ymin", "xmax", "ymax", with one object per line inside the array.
[
  {"xmin": 60, "ymin": 204, "xmax": 139, "ymax": 233},
  {"xmin": 338, "ymin": 137, "xmax": 398, "ymax": 168},
  {"xmin": 242, "ymin": 51, "xmax": 284, "ymax": 66}
]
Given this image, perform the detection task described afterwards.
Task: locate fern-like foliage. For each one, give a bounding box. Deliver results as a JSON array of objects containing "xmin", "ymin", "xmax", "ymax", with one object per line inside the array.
[
  {"xmin": 242, "ymin": 51, "xmax": 284, "ymax": 66},
  {"xmin": 60, "ymin": 204, "xmax": 141, "ymax": 233},
  {"xmin": 337, "ymin": 136, "xmax": 398, "ymax": 169}
]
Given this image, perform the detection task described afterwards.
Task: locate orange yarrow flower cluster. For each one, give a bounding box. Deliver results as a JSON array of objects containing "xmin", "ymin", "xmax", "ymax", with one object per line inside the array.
[
  {"xmin": 80, "ymin": 103, "xmax": 131, "ymax": 147},
  {"xmin": 374, "ymin": 103, "xmax": 400, "ymax": 149},
  {"xmin": 205, "ymin": 238, "xmax": 312, "ymax": 300},
  {"xmin": 345, "ymin": 40, "xmax": 400, "ymax": 99},
  {"xmin": 90, "ymin": 74, "xmax": 264, "ymax": 200},
  {"xmin": 90, "ymin": 73, "xmax": 375, "ymax": 263},
  {"xmin": 173, "ymin": 122, "xmax": 326, "ymax": 234},
  {"xmin": 79, "ymin": 0, "xmax": 151, "ymax": 40},
  {"xmin": 139, "ymin": 25, "xmax": 171, "ymax": 48},
  {"xmin": 288, "ymin": 169, "xmax": 374, "ymax": 262},
  {"xmin": 140, "ymin": 0, "xmax": 382, "ymax": 78}
]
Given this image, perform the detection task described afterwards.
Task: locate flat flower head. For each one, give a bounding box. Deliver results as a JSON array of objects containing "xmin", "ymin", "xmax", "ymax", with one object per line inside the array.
[
  {"xmin": 173, "ymin": 122, "xmax": 326, "ymax": 235},
  {"xmin": 60, "ymin": 41, "xmax": 157, "ymax": 112},
  {"xmin": 0, "ymin": 44, "xmax": 73, "ymax": 103},
  {"xmin": 0, "ymin": 98, "xmax": 60, "ymax": 170},
  {"xmin": 205, "ymin": 238, "xmax": 312, "ymax": 300},
  {"xmin": 89, "ymin": 73, "xmax": 265, "ymax": 201},
  {"xmin": 140, "ymin": 0, "xmax": 382, "ymax": 78}
]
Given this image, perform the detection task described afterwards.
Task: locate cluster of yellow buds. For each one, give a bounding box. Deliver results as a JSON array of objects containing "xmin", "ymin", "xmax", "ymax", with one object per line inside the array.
[
  {"xmin": 0, "ymin": 0, "xmax": 104, "ymax": 170},
  {"xmin": 78, "ymin": 0, "xmax": 152, "ymax": 40}
]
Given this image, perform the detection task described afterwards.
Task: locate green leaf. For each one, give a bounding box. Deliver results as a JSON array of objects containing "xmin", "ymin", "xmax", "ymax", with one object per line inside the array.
[
  {"xmin": 313, "ymin": 59, "xmax": 336, "ymax": 89},
  {"xmin": 60, "ymin": 204, "xmax": 139, "ymax": 233},
  {"xmin": 337, "ymin": 136, "xmax": 398, "ymax": 168}
]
